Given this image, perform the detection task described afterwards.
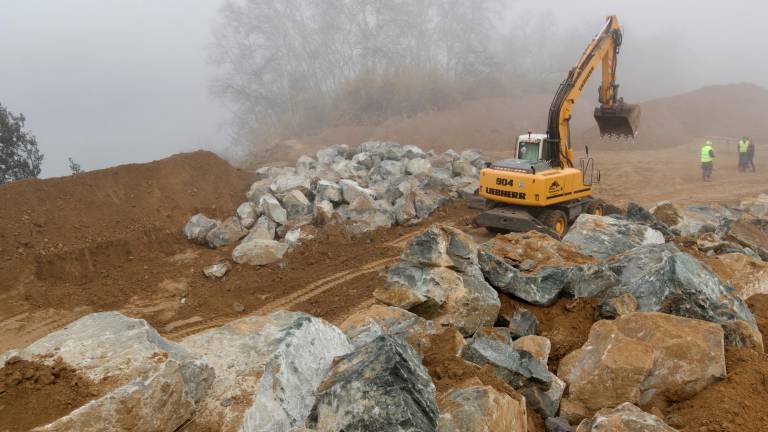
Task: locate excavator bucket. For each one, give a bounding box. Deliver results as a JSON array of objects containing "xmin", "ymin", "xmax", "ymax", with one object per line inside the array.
[{"xmin": 594, "ymin": 103, "xmax": 641, "ymax": 138}]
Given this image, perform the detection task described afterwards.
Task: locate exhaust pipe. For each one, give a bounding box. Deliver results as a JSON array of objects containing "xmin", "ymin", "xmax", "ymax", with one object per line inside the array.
[{"xmin": 594, "ymin": 102, "xmax": 641, "ymax": 138}]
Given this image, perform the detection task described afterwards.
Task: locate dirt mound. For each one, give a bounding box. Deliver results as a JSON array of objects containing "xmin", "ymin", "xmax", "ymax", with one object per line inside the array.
[
  {"xmin": 0, "ymin": 357, "xmax": 105, "ymax": 432},
  {"xmin": 0, "ymin": 150, "xmax": 253, "ymax": 260},
  {"xmin": 664, "ymin": 348, "xmax": 768, "ymax": 431}
]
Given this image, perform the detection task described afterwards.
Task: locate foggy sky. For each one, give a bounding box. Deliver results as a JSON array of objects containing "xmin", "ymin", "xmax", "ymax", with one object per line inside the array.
[{"xmin": 2, "ymin": 1, "xmax": 766, "ymax": 177}]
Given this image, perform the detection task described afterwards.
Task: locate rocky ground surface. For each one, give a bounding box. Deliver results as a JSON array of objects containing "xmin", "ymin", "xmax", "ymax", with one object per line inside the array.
[{"xmin": 2, "ymin": 143, "xmax": 768, "ymax": 431}]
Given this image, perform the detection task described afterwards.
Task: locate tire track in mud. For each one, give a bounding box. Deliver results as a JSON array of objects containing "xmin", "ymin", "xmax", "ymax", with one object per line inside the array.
[{"xmin": 162, "ymin": 230, "xmax": 418, "ymax": 340}]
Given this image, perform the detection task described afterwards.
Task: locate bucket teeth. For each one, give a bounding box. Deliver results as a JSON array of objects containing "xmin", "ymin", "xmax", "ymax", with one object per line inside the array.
[{"xmin": 594, "ymin": 103, "xmax": 641, "ymax": 138}]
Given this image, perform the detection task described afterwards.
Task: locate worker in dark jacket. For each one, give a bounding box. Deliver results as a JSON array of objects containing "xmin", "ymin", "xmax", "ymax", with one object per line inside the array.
[
  {"xmin": 701, "ymin": 140, "xmax": 715, "ymax": 181},
  {"xmin": 746, "ymin": 137, "xmax": 756, "ymax": 172}
]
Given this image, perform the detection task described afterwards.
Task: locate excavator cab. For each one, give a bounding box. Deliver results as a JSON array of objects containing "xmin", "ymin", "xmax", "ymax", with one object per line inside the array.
[{"xmin": 594, "ymin": 101, "xmax": 641, "ymax": 138}]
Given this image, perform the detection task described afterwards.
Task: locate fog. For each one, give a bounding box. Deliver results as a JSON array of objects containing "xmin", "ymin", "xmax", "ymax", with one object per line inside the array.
[{"xmin": 2, "ymin": 0, "xmax": 766, "ymax": 177}]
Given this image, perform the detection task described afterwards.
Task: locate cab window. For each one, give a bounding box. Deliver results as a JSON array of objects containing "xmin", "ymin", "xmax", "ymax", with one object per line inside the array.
[{"xmin": 517, "ymin": 140, "xmax": 541, "ymax": 161}]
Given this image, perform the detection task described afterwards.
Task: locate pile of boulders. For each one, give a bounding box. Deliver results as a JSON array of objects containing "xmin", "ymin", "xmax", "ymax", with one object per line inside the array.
[
  {"xmin": 8, "ymin": 193, "xmax": 768, "ymax": 431},
  {"xmin": 183, "ymin": 141, "xmax": 485, "ymax": 268}
]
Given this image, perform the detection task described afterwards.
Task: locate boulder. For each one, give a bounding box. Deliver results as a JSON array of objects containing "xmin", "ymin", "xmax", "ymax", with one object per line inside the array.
[
  {"xmin": 313, "ymin": 200, "xmax": 335, "ymax": 226},
  {"xmin": 232, "ymin": 239, "xmax": 289, "ymax": 266},
  {"xmin": 403, "ymin": 145, "xmax": 426, "ymax": 159},
  {"xmin": 414, "ymin": 190, "xmax": 448, "ymax": 219},
  {"xmin": 316, "ymin": 146, "xmax": 342, "ymax": 165},
  {"xmin": 558, "ymin": 312, "xmax": 726, "ymax": 414},
  {"xmin": 562, "ymin": 214, "xmax": 665, "ymax": 260},
  {"xmin": 451, "ymin": 176, "xmax": 479, "ymax": 198},
  {"xmin": 462, "ymin": 327, "xmax": 551, "ymax": 389},
  {"xmin": 339, "ymin": 179, "xmax": 376, "ymax": 204},
  {"xmin": 371, "ymin": 160, "xmax": 405, "ymax": 181},
  {"xmin": 459, "ymin": 149, "xmax": 487, "ymax": 169},
  {"xmin": 236, "ymin": 201, "xmax": 260, "ymax": 229},
  {"xmin": 2, "ymin": 312, "xmax": 214, "ymax": 432},
  {"xmin": 340, "ymin": 198, "xmax": 394, "ymax": 234},
  {"xmin": 437, "ymin": 385, "xmax": 527, "ymax": 432},
  {"xmin": 375, "ymin": 225, "xmax": 500, "ymax": 336},
  {"xmin": 726, "ymin": 214, "xmax": 768, "ymax": 260},
  {"xmin": 522, "ymin": 373, "xmax": 566, "ymax": 419},
  {"xmin": 181, "ymin": 311, "xmax": 353, "ymax": 432},
  {"xmin": 507, "ymin": 309, "xmax": 539, "ymax": 339},
  {"xmin": 606, "ymin": 243, "xmax": 756, "ymax": 327},
  {"xmin": 575, "ymin": 403, "xmax": 676, "ymax": 432},
  {"xmin": 452, "ymin": 159, "xmax": 479, "ymax": 178},
  {"xmin": 282, "ymin": 189, "xmax": 313, "ymax": 223},
  {"xmin": 260, "ymin": 193, "xmax": 288, "ymax": 225},
  {"xmin": 703, "ymin": 253, "xmax": 768, "ymax": 299},
  {"xmin": 315, "ymin": 180, "xmax": 342, "ymax": 204},
  {"xmin": 406, "ymin": 158, "xmax": 432, "ymax": 176},
  {"xmin": 203, "ymin": 261, "xmax": 231, "ymax": 279},
  {"xmin": 740, "ymin": 193, "xmax": 768, "ymax": 219},
  {"xmin": 296, "ymin": 155, "xmax": 317, "ymax": 175},
  {"xmin": 722, "ymin": 319, "xmax": 765, "ymax": 352},
  {"xmin": 244, "ymin": 215, "xmax": 277, "ymax": 241},
  {"xmin": 183, "ymin": 213, "xmax": 219, "ymax": 245},
  {"xmin": 478, "ymin": 232, "xmax": 597, "ymax": 306},
  {"xmin": 206, "ymin": 216, "xmax": 248, "ymax": 248},
  {"xmin": 545, "ymin": 417, "xmax": 573, "ymax": 432},
  {"xmin": 565, "ymin": 264, "xmax": 620, "ymax": 299},
  {"xmin": 307, "ymin": 335, "xmax": 438, "ymax": 432},
  {"xmin": 246, "ymin": 178, "xmax": 274, "ymax": 204},
  {"xmin": 339, "ymin": 304, "xmax": 436, "ymax": 348},
  {"xmin": 271, "ymin": 173, "xmax": 311, "ymax": 196},
  {"xmin": 394, "ymin": 192, "xmax": 418, "ymax": 225},
  {"xmin": 255, "ymin": 166, "xmax": 296, "ymax": 180},
  {"xmin": 351, "ymin": 151, "xmax": 374, "ymax": 169},
  {"xmin": 513, "ymin": 335, "xmax": 551, "ymax": 363}
]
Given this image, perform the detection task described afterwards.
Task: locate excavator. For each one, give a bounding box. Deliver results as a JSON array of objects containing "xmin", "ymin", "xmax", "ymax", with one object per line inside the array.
[{"xmin": 474, "ymin": 15, "xmax": 640, "ymax": 238}]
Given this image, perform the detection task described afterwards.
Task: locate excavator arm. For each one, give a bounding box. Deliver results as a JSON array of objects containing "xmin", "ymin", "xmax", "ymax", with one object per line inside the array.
[{"xmin": 545, "ymin": 15, "xmax": 640, "ymax": 168}]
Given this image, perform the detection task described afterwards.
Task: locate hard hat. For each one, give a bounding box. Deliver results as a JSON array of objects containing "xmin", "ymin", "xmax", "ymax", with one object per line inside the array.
[{"xmin": 705, "ymin": 140, "xmax": 713, "ymax": 145}]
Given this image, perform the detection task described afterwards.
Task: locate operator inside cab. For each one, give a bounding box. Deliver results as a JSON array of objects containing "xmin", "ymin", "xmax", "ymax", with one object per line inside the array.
[{"xmin": 517, "ymin": 139, "xmax": 541, "ymax": 161}]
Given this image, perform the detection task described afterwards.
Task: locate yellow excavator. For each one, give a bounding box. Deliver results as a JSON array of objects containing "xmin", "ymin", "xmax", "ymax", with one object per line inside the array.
[{"xmin": 474, "ymin": 15, "xmax": 640, "ymax": 238}]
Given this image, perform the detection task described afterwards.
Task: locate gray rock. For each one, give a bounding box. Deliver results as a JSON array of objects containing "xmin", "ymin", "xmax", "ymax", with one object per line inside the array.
[
  {"xmin": 459, "ymin": 149, "xmax": 487, "ymax": 169},
  {"xmin": 6, "ymin": 312, "xmax": 214, "ymax": 432},
  {"xmin": 523, "ymin": 373, "xmax": 566, "ymax": 419},
  {"xmin": 307, "ymin": 335, "xmax": 438, "ymax": 432},
  {"xmin": 206, "ymin": 216, "xmax": 248, "ymax": 249},
  {"xmin": 296, "ymin": 155, "xmax": 317, "ymax": 175},
  {"xmin": 284, "ymin": 228, "xmax": 303, "ymax": 248},
  {"xmin": 462, "ymin": 327, "xmax": 551, "ymax": 388},
  {"xmin": 260, "ymin": 193, "xmax": 288, "ymax": 225},
  {"xmin": 351, "ymin": 151, "xmax": 375, "ymax": 169},
  {"xmin": 406, "ymin": 158, "xmax": 432, "ymax": 176},
  {"xmin": 340, "ymin": 198, "xmax": 394, "ymax": 234},
  {"xmin": 236, "ymin": 201, "xmax": 260, "ymax": 229},
  {"xmin": 271, "ymin": 173, "xmax": 311, "ymax": 196},
  {"xmin": 545, "ymin": 417, "xmax": 573, "ymax": 432},
  {"xmin": 607, "ymin": 243, "xmax": 756, "ymax": 327},
  {"xmin": 182, "ymin": 311, "xmax": 353, "ymax": 432},
  {"xmin": 282, "ymin": 189, "xmax": 313, "ymax": 223},
  {"xmin": 316, "ymin": 147, "xmax": 341, "ymax": 165},
  {"xmin": 394, "ymin": 193, "xmax": 418, "ymax": 225},
  {"xmin": 575, "ymin": 403, "xmax": 676, "ymax": 432},
  {"xmin": 727, "ymin": 215, "xmax": 768, "ymax": 260},
  {"xmin": 564, "ymin": 264, "xmax": 620, "ymax": 299},
  {"xmin": 596, "ymin": 293, "xmax": 638, "ymax": 320},
  {"xmin": 507, "ymin": 308, "xmax": 539, "ymax": 339},
  {"xmin": 232, "ymin": 239, "xmax": 289, "ymax": 266},
  {"xmin": 371, "ymin": 160, "xmax": 405, "ymax": 180},
  {"xmin": 415, "ymin": 190, "xmax": 449, "ymax": 219},
  {"xmin": 315, "ymin": 180, "xmax": 343, "ymax": 204},
  {"xmin": 400, "ymin": 224, "xmax": 478, "ymax": 272},
  {"xmin": 452, "ymin": 159, "xmax": 479, "ymax": 178},
  {"xmin": 339, "ymin": 179, "xmax": 376, "ymax": 204},
  {"xmin": 331, "ymin": 160, "xmax": 367, "ymax": 181},
  {"xmin": 255, "ymin": 166, "xmax": 296, "ymax": 180},
  {"xmin": 184, "ymin": 213, "xmax": 219, "ymax": 245},
  {"xmin": 741, "ymin": 193, "xmax": 768, "ymax": 219},
  {"xmin": 203, "ymin": 261, "xmax": 231, "ymax": 278},
  {"xmin": 244, "ymin": 215, "xmax": 277, "ymax": 241},
  {"xmin": 478, "ymin": 248, "xmax": 570, "ymax": 306},
  {"xmin": 562, "ymin": 214, "xmax": 665, "ymax": 260},
  {"xmin": 246, "ymin": 178, "xmax": 274, "ymax": 204},
  {"xmin": 403, "ymin": 145, "xmax": 426, "ymax": 159},
  {"xmin": 451, "ymin": 176, "xmax": 479, "ymax": 198},
  {"xmin": 313, "ymin": 200, "xmax": 335, "ymax": 226}
]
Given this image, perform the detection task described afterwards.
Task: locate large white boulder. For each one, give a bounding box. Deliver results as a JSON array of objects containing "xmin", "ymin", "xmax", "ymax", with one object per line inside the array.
[
  {"xmin": 232, "ymin": 239, "xmax": 289, "ymax": 266},
  {"xmin": 181, "ymin": 311, "xmax": 352, "ymax": 432}
]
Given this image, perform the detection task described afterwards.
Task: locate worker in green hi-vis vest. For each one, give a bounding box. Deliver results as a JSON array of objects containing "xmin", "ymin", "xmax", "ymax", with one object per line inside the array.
[
  {"xmin": 701, "ymin": 140, "xmax": 715, "ymax": 182},
  {"xmin": 738, "ymin": 136, "xmax": 750, "ymax": 171}
]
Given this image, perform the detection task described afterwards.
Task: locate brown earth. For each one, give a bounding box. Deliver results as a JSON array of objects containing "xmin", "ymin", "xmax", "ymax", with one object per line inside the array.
[
  {"xmin": 0, "ymin": 357, "xmax": 106, "ymax": 432},
  {"xmin": 500, "ymin": 296, "xmax": 598, "ymax": 372}
]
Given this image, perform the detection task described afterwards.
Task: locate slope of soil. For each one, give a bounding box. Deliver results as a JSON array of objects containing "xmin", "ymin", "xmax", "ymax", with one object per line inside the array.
[{"xmin": 0, "ymin": 357, "xmax": 105, "ymax": 432}]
